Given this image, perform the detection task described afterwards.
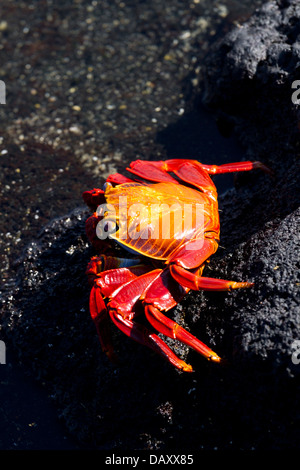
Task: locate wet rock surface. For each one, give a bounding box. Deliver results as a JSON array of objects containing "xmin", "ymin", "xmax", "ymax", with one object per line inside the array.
[{"xmin": 1, "ymin": 0, "xmax": 300, "ymax": 451}]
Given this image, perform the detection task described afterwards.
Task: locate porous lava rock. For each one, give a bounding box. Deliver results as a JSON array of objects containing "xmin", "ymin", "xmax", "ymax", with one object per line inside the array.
[
  {"xmin": 1, "ymin": 0, "xmax": 300, "ymax": 451},
  {"xmin": 201, "ymin": 0, "xmax": 300, "ymax": 370}
]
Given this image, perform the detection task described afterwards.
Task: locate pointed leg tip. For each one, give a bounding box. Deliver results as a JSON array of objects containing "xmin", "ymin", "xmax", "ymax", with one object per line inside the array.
[
  {"xmin": 105, "ymin": 349, "xmax": 119, "ymax": 364},
  {"xmin": 245, "ymin": 282, "xmax": 255, "ymax": 287},
  {"xmin": 182, "ymin": 363, "xmax": 194, "ymax": 373},
  {"xmin": 258, "ymin": 162, "xmax": 275, "ymax": 177},
  {"xmin": 208, "ymin": 352, "xmax": 222, "ymax": 363},
  {"xmin": 172, "ymin": 358, "xmax": 193, "ymax": 372},
  {"xmin": 232, "ymin": 281, "xmax": 254, "ymax": 290}
]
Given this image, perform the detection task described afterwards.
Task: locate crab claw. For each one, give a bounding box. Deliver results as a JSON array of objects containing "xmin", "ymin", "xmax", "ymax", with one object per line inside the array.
[{"xmin": 82, "ymin": 188, "xmax": 106, "ymax": 210}]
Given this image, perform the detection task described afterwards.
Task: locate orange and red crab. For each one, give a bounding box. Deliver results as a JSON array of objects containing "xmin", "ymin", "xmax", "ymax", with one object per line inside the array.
[{"xmin": 83, "ymin": 159, "xmax": 269, "ymax": 372}]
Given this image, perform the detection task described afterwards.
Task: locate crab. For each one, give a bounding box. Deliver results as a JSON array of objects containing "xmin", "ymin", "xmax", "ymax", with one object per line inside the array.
[{"xmin": 83, "ymin": 159, "xmax": 269, "ymax": 372}]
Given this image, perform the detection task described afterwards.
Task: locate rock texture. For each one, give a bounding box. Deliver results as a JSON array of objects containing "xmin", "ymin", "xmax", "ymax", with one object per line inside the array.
[
  {"xmin": 1, "ymin": 0, "xmax": 300, "ymax": 451},
  {"xmin": 202, "ymin": 0, "xmax": 300, "ymax": 371}
]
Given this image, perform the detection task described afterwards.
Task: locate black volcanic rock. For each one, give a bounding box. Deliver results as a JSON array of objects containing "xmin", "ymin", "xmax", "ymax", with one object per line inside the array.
[
  {"xmin": 1, "ymin": 0, "xmax": 300, "ymax": 451},
  {"xmin": 200, "ymin": 0, "xmax": 300, "ymax": 372}
]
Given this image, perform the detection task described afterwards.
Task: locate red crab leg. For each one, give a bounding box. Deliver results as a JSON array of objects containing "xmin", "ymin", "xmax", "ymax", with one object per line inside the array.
[
  {"xmin": 106, "ymin": 173, "xmax": 136, "ymax": 185},
  {"xmin": 86, "ymin": 255, "xmax": 144, "ymax": 284},
  {"xmin": 128, "ymin": 159, "xmax": 217, "ymax": 196},
  {"xmin": 143, "ymin": 268, "xmax": 220, "ymax": 362},
  {"xmin": 107, "ymin": 269, "xmax": 193, "ymax": 371},
  {"xmin": 109, "ymin": 310, "xmax": 193, "ymax": 372},
  {"xmin": 127, "ymin": 160, "xmax": 179, "ymax": 183},
  {"xmin": 164, "ymin": 158, "xmax": 271, "ymax": 194},
  {"xmin": 144, "ymin": 304, "xmax": 221, "ymax": 363},
  {"xmin": 89, "ymin": 264, "xmax": 151, "ymax": 360},
  {"xmin": 170, "ymin": 264, "xmax": 254, "ymax": 291},
  {"xmin": 199, "ymin": 161, "xmax": 272, "ymax": 175},
  {"xmin": 164, "ymin": 159, "xmax": 217, "ymax": 195},
  {"xmin": 140, "ymin": 267, "xmax": 189, "ymax": 311},
  {"xmin": 168, "ymin": 238, "xmax": 219, "ymax": 270},
  {"xmin": 96, "ymin": 265, "xmax": 153, "ymax": 298},
  {"xmin": 89, "ymin": 284, "xmax": 116, "ymax": 361},
  {"xmin": 127, "ymin": 159, "xmax": 271, "ymax": 191},
  {"xmin": 108, "ymin": 269, "xmax": 163, "ymax": 318}
]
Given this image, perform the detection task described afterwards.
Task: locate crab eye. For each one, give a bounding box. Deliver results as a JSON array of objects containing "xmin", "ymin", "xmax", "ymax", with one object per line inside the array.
[
  {"xmin": 102, "ymin": 182, "xmax": 112, "ymax": 192},
  {"xmin": 96, "ymin": 218, "xmax": 118, "ymax": 240},
  {"xmin": 103, "ymin": 220, "xmax": 115, "ymax": 232}
]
